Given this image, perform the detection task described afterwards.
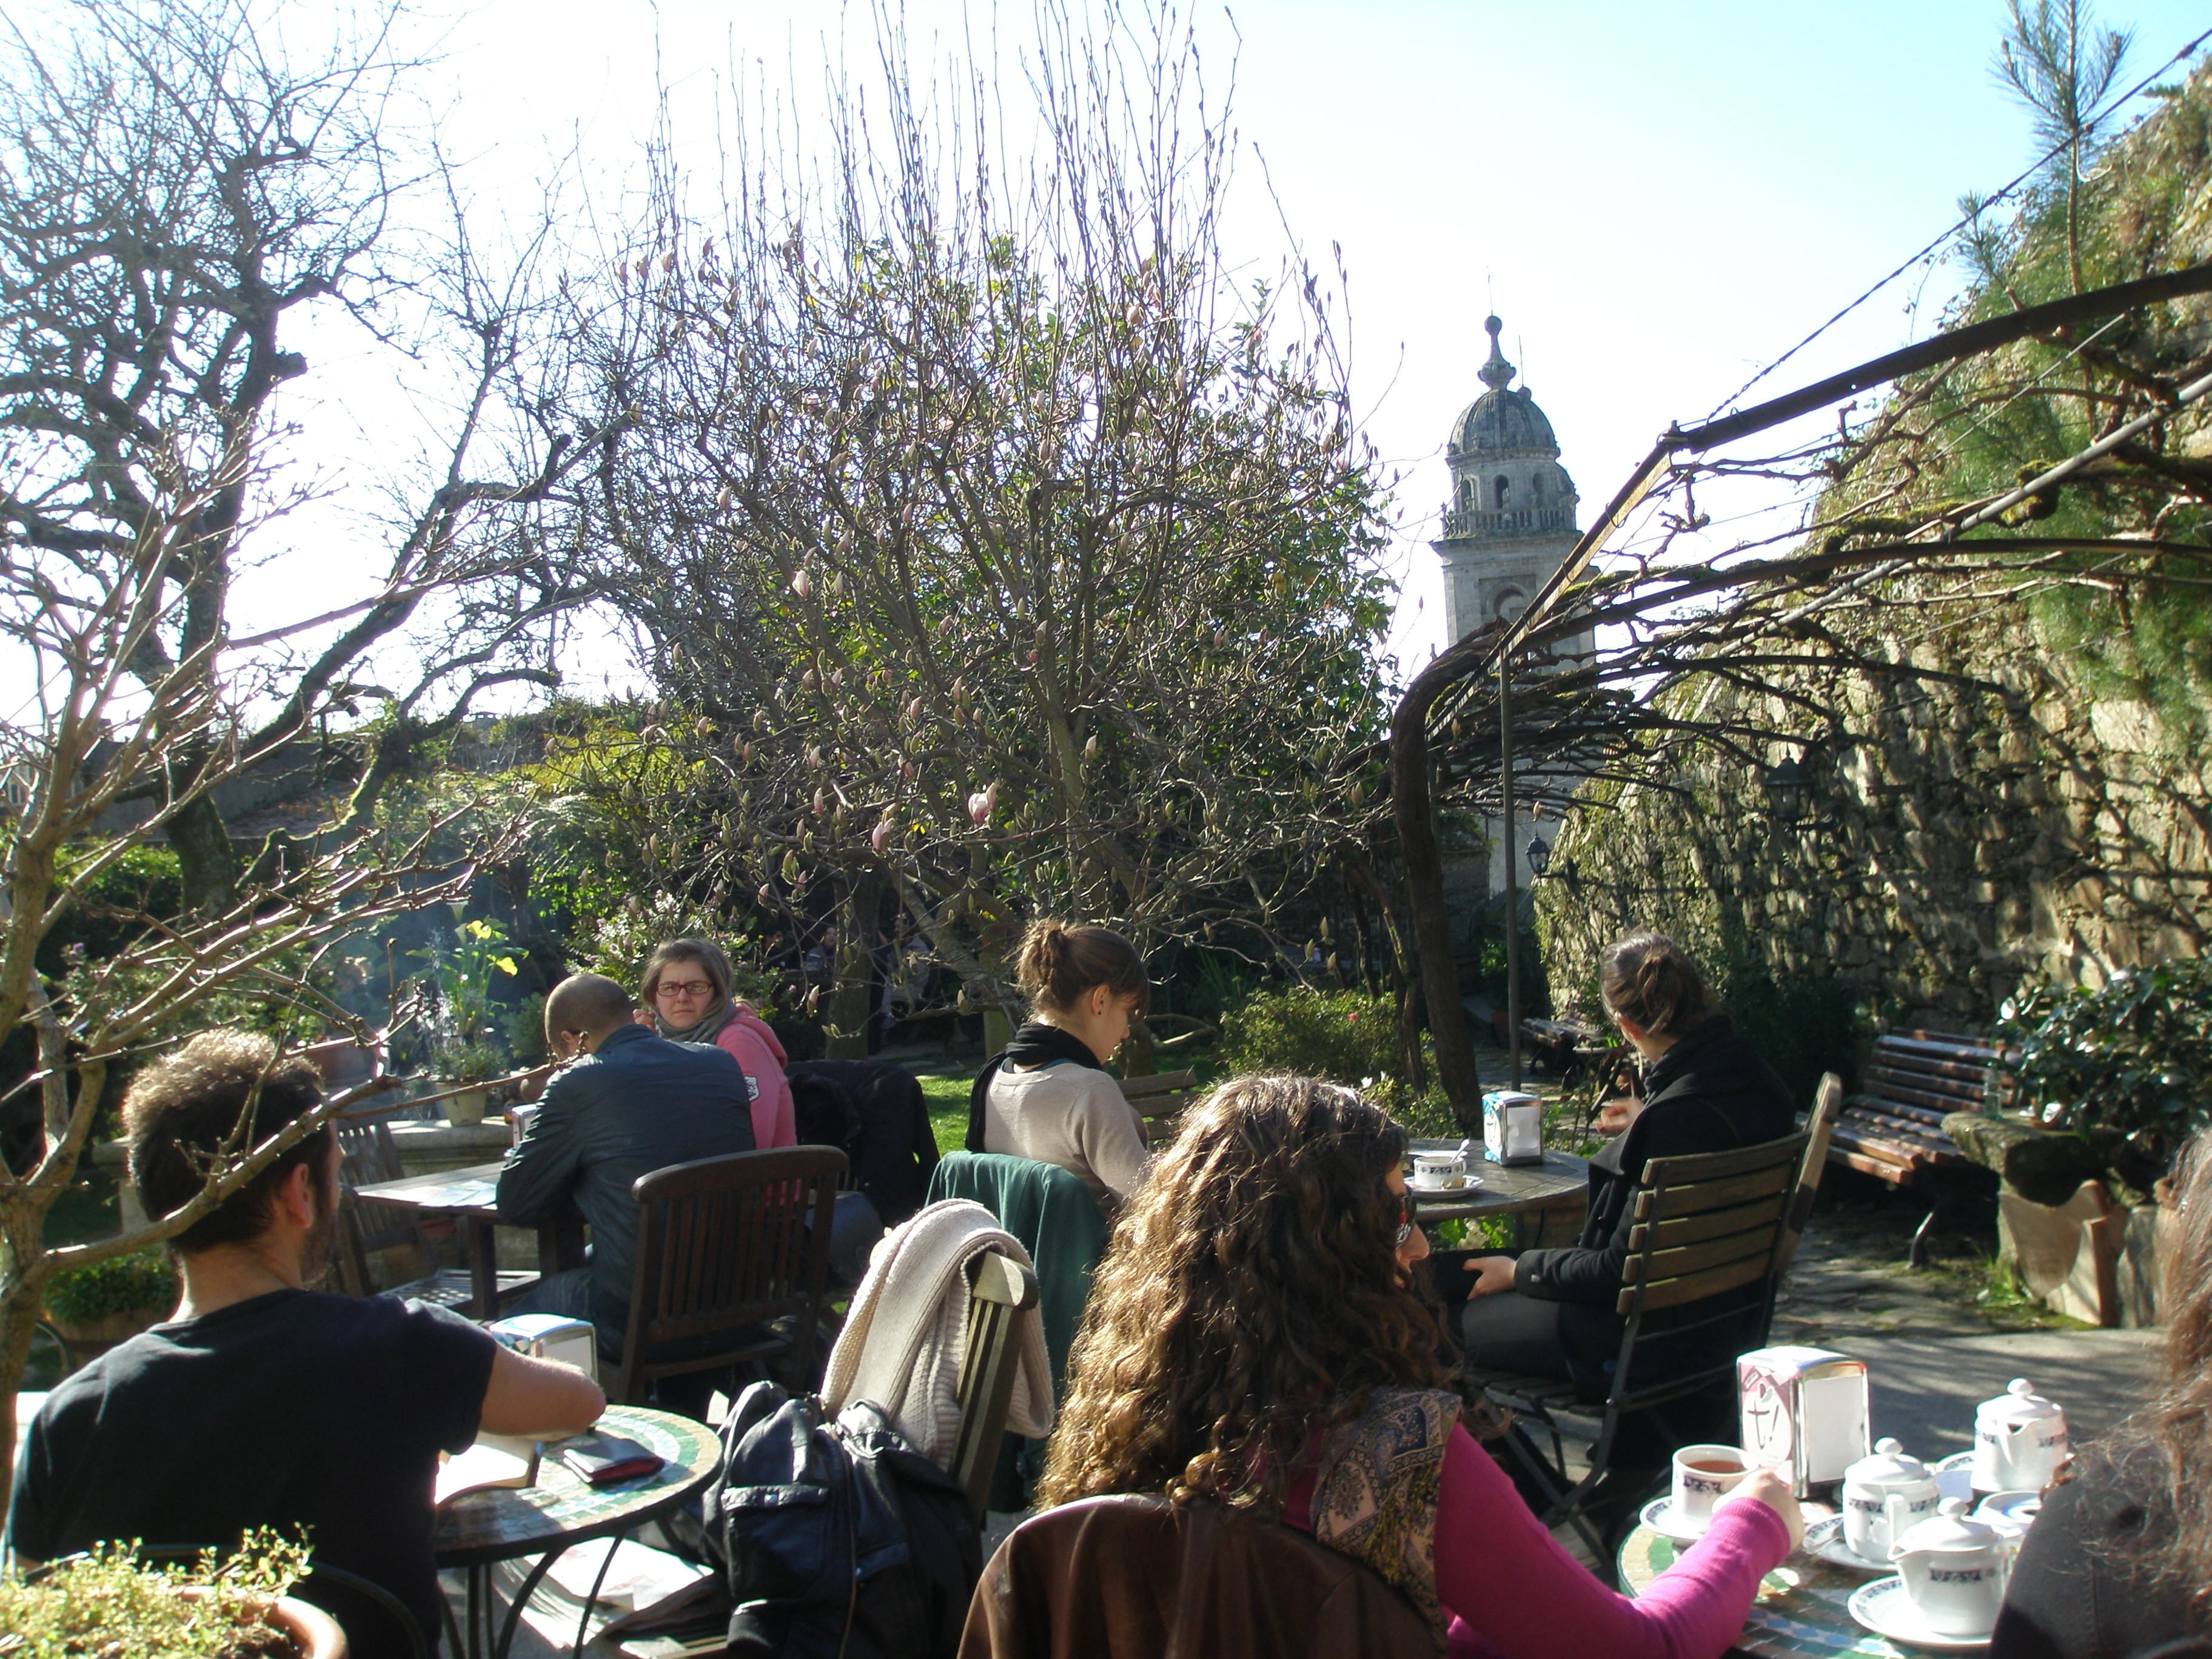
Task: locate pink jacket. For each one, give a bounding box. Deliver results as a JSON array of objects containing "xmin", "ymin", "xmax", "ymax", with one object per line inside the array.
[{"xmin": 715, "ymin": 1007, "xmax": 796, "ymax": 1150}]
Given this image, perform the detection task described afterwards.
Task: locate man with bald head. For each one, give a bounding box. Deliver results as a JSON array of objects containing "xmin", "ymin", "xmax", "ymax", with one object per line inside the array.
[{"xmin": 497, "ymin": 973, "xmax": 756, "ymax": 1363}]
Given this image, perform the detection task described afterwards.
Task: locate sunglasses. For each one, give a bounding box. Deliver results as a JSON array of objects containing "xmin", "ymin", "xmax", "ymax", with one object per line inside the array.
[{"xmin": 1392, "ymin": 1189, "xmax": 1415, "ymax": 1248}]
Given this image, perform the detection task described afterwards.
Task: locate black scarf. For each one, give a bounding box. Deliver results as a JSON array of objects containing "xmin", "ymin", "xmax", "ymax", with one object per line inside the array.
[{"xmin": 965, "ymin": 1021, "xmax": 1107, "ymax": 1153}]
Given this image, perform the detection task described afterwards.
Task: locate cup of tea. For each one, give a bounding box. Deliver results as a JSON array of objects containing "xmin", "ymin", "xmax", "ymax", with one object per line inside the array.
[
  {"xmin": 1671, "ymin": 1444, "xmax": 1751, "ymax": 1532},
  {"xmin": 1410, "ymin": 1150, "xmax": 1467, "ymax": 1191}
]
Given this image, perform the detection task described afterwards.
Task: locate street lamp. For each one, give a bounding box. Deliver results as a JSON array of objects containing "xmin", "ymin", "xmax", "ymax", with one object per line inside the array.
[
  {"xmin": 1525, "ymin": 833, "xmax": 1552, "ymax": 877},
  {"xmin": 1761, "ymin": 755, "xmax": 1808, "ymax": 828}
]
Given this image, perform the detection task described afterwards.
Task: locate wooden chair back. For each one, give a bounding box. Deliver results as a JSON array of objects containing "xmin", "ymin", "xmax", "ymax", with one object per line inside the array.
[
  {"xmin": 947, "ymin": 1248, "xmax": 1041, "ymax": 1523},
  {"xmin": 612, "ymin": 1145, "xmax": 849, "ymax": 1404},
  {"xmin": 1773, "ymin": 1073, "xmax": 1845, "ymax": 1284},
  {"xmin": 1618, "ymin": 1131, "xmax": 1806, "ymax": 1318},
  {"xmin": 1120, "ymin": 1070, "xmax": 1204, "ymax": 1148},
  {"xmin": 333, "ymin": 1119, "xmax": 433, "ymax": 1296}
]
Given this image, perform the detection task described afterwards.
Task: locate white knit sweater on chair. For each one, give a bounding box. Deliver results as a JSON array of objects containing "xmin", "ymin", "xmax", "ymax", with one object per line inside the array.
[{"xmin": 819, "ymin": 1198, "xmax": 1055, "ymax": 1464}]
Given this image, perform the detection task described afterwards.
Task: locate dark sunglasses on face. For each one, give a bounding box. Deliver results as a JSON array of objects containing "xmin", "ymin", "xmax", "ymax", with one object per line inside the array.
[{"xmin": 1393, "ymin": 1190, "xmax": 1414, "ymax": 1248}]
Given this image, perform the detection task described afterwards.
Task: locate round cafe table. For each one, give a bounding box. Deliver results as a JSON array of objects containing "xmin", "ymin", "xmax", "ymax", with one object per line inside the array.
[
  {"xmin": 434, "ymin": 1403, "xmax": 721, "ymax": 1659},
  {"xmin": 1618, "ymin": 1518, "xmax": 1918, "ymax": 1658}
]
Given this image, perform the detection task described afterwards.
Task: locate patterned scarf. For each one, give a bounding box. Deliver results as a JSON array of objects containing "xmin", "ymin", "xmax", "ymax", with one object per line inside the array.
[{"xmin": 1309, "ymin": 1387, "xmax": 1461, "ymax": 1651}]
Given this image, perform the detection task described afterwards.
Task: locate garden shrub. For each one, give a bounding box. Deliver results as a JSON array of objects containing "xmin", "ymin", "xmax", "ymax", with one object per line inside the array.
[
  {"xmin": 0, "ymin": 1529, "xmax": 311, "ymax": 1658},
  {"xmin": 44, "ymin": 1247, "xmax": 176, "ymax": 1325},
  {"xmin": 1995, "ymin": 959, "xmax": 2212, "ymax": 1170},
  {"xmin": 1216, "ymin": 984, "xmax": 1406, "ymax": 1098}
]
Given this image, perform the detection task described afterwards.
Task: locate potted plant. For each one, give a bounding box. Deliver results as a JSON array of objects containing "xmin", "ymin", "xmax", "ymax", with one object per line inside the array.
[
  {"xmin": 42, "ymin": 1247, "xmax": 176, "ymax": 1372},
  {"xmin": 0, "ymin": 1529, "xmax": 343, "ymax": 1658},
  {"xmin": 435, "ymin": 1038, "xmax": 510, "ymax": 1128}
]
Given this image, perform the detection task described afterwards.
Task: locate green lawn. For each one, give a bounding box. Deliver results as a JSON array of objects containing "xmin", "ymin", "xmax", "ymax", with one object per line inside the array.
[{"xmin": 910, "ymin": 1063, "xmax": 980, "ymax": 1156}]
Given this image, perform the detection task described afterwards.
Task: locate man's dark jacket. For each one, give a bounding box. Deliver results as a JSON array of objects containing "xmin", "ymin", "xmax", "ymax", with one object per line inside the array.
[
  {"xmin": 1513, "ymin": 1015, "xmax": 1794, "ymax": 1387},
  {"xmin": 497, "ymin": 1022, "xmax": 756, "ymax": 1339}
]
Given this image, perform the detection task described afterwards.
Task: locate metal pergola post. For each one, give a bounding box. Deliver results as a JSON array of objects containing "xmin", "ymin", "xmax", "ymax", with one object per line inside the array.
[{"xmin": 1500, "ymin": 652, "xmax": 1521, "ymax": 1092}]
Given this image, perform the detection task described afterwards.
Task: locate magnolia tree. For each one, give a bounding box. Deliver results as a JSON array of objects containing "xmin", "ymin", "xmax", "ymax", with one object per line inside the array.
[
  {"xmin": 0, "ymin": 0, "xmax": 609, "ymax": 1507},
  {"xmin": 566, "ymin": 2, "xmax": 1396, "ymax": 1047}
]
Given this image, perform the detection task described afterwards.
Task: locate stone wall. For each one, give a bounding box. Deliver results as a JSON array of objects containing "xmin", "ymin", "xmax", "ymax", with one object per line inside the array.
[{"xmin": 1536, "ymin": 622, "xmax": 2212, "ymax": 1037}]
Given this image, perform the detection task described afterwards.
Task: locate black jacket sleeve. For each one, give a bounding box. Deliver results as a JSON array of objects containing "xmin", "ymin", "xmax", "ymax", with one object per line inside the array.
[{"xmin": 495, "ymin": 1068, "xmax": 589, "ymax": 1227}]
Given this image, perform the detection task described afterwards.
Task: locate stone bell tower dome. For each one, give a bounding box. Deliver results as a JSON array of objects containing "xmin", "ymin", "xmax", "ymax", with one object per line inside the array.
[{"xmin": 1431, "ymin": 315, "xmax": 1583, "ymax": 650}]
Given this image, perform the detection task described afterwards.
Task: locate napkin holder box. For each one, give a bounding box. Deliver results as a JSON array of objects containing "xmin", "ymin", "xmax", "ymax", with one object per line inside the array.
[
  {"xmin": 489, "ymin": 1313, "xmax": 599, "ymax": 1383},
  {"xmin": 1482, "ymin": 1090, "xmax": 1544, "ymax": 1166},
  {"xmin": 1738, "ymin": 1345, "xmax": 1869, "ymax": 1497}
]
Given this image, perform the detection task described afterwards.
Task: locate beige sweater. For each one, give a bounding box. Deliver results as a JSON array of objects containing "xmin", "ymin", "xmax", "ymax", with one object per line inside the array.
[{"xmin": 982, "ymin": 1061, "xmax": 1149, "ymax": 1214}]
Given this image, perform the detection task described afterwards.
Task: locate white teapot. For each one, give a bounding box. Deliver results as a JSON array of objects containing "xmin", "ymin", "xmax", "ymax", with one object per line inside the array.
[
  {"xmin": 1972, "ymin": 1377, "xmax": 2069, "ymax": 1492},
  {"xmin": 1840, "ymin": 1437, "xmax": 1940, "ymax": 1561},
  {"xmin": 1889, "ymin": 1498, "xmax": 2009, "ymax": 1637}
]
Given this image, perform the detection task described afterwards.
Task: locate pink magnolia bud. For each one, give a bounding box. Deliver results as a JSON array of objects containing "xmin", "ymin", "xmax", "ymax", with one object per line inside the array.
[
  {"xmin": 871, "ymin": 820, "xmax": 892, "ymax": 853},
  {"xmin": 791, "ymin": 569, "xmax": 813, "ymax": 600},
  {"xmin": 967, "ymin": 782, "xmax": 998, "ymax": 825}
]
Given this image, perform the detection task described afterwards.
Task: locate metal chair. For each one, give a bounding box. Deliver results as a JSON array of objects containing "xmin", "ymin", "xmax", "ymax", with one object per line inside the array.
[
  {"xmin": 947, "ymin": 1247, "xmax": 1041, "ymax": 1524},
  {"xmin": 1468, "ymin": 1107, "xmax": 1833, "ymax": 1560},
  {"xmin": 332, "ymin": 1119, "xmax": 537, "ymax": 1315},
  {"xmin": 608, "ymin": 1145, "xmax": 848, "ymax": 1406}
]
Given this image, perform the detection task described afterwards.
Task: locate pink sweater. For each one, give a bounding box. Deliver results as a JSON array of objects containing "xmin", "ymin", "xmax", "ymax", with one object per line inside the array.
[
  {"xmin": 713, "ymin": 1008, "xmax": 796, "ymax": 1151},
  {"xmin": 1287, "ymin": 1427, "xmax": 1787, "ymax": 1659}
]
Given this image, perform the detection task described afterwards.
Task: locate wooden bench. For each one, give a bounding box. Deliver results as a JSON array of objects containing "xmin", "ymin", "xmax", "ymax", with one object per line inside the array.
[
  {"xmin": 1120, "ymin": 1070, "xmax": 1206, "ymax": 1148},
  {"xmin": 1829, "ymin": 1030, "xmax": 2010, "ymax": 1264}
]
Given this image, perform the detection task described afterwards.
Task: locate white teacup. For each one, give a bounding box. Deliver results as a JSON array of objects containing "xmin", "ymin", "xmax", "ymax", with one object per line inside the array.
[
  {"xmin": 1410, "ymin": 1151, "xmax": 1467, "ymax": 1190},
  {"xmin": 1670, "ymin": 1443, "xmax": 1749, "ymax": 1532}
]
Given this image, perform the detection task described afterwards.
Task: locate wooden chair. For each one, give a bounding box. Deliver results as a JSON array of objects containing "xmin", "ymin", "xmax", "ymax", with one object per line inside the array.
[
  {"xmin": 332, "ymin": 1119, "xmax": 536, "ymax": 1315},
  {"xmin": 1774, "ymin": 1073, "xmax": 1845, "ymax": 1284},
  {"xmin": 608, "ymin": 1145, "xmax": 848, "ymax": 1406},
  {"xmin": 1466, "ymin": 1123, "xmax": 1820, "ymax": 1560},
  {"xmin": 1120, "ymin": 1070, "xmax": 1204, "ymax": 1149},
  {"xmin": 947, "ymin": 1248, "xmax": 1041, "ymax": 1523}
]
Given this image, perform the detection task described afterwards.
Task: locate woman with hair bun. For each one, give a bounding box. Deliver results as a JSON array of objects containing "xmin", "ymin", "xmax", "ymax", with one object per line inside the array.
[
  {"xmin": 1453, "ymin": 932, "xmax": 1794, "ymax": 1522},
  {"xmin": 965, "ymin": 919, "xmax": 1152, "ymax": 1218},
  {"xmin": 1033, "ymin": 1075, "xmax": 1798, "ymax": 1658}
]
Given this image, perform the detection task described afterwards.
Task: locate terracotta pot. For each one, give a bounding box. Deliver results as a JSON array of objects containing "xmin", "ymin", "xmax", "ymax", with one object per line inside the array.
[
  {"xmin": 270, "ymin": 1594, "xmax": 349, "ymax": 1659},
  {"xmin": 444, "ymin": 1087, "xmax": 489, "ymax": 1128},
  {"xmin": 47, "ymin": 1304, "xmax": 170, "ymax": 1371}
]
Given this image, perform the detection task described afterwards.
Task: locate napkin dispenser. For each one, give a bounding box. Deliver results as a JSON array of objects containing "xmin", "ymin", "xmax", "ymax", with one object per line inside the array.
[
  {"xmin": 1482, "ymin": 1090, "xmax": 1544, "ymax": 1166},
  {"xmin": 1738, "ymin": 1345, "xmax": 1869, "ymax": 1496},
  {"xmin": 488, "ymin": 1313, "xmax": 599, "ymax": 1383}
]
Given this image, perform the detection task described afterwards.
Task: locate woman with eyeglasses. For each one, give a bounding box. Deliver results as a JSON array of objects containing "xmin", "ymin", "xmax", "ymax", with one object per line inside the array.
[
  {"xmin": 638, "ymin": 939, "xmax": 796, "ymax": 1150},
  {"xmin": 1033, "ymin": 1075, "xmax": 1800, "ymax": 1658}
]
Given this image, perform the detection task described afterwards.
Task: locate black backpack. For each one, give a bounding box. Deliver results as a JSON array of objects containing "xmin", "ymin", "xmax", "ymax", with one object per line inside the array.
[{"xmin": 704, "ymin": 1379, "xmax": 982, "ymax": 1658}]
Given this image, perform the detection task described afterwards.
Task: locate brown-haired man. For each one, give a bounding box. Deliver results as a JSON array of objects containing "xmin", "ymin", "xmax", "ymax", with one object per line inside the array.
[{"xmin": 4, "ymin": 1030, "xmax": 605, "ymax": 1657}]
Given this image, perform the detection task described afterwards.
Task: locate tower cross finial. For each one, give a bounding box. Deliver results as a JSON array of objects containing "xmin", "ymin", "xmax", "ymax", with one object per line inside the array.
[{"xmin": 1478, "ymin": 314, "xmax": 1517, "ymax": 392}]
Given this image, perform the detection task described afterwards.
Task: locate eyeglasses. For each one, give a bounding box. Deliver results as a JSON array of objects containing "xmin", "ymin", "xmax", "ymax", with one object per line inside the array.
[
  {"xmin": 654, "ymin": 980, "xmax": 714, "ymax": 1001},
  {"xmin": 1392, "ymin": 1190, "xmax": 1414, "ymax": 1248}
]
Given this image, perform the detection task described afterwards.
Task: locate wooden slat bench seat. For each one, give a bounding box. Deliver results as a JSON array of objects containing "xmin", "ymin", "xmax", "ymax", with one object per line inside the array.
[
  {"xmin": 1830, "ymin": 1030, "xmax": 2010, "ymax": 1265},
  {"xmin": 1121, "ymin": 1070, "xmax": 1206, "ymax": 1148}
]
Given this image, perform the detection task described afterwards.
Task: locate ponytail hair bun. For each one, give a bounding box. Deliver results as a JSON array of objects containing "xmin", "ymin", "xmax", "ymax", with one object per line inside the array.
[
  {"xmin": 1600, "ymin": 931, "xmax": 1710, "ymax": 1040},
  {"xmin": 1014, "ymin": 918, "xmax": 1149, "ymax": 1017}
]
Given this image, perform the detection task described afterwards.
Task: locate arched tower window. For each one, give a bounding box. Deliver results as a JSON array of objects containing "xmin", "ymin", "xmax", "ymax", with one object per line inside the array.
[
  {"xmin": 1532, "ymin": 473, "xmax": 1547, "ymax": 507},
  {"xmin": 1493, "ymin": 475, "xmax": 1511, "ymax": 510},
  {"xmin": 1459, "ymin": 477, "xmax": 1476, "ymax": 511}
]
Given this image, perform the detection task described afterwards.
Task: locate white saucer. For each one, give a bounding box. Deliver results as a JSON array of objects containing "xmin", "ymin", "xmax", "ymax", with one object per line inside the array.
[
  {"xmin": 1932, "ymin": 1451, "xmax": 1976, "ymax": 1501},
  {"xmin": 1639, "ymin": 1494, "xmax": 1711, "ymax": 1543},
  {"xmin": 1800, "ymin": 1515, "xmax": 1891, "ymax": 1574},
  {"xmin": 1847, "ymin": 1576, "xmax": 1992, "ymax": 1652},
  {"xmin": 1409, "ymin": 1175, "xmax": 1483, "ymax": 1195}
]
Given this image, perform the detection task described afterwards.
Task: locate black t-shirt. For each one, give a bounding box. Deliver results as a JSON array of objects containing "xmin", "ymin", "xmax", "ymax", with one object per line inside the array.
[
  {"xmin": 1992, "ymin": 1439, "xmax": 2201, "ymax": 1659},
  {"xmin": 6, "ymin": 1289, "xmax": 495, "ymax": 1658}
]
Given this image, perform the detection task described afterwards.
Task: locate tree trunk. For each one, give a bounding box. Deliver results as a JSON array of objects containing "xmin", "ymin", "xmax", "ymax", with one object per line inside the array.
[
  {"xmin": 0, "ymin": 1274, "xmax": 50, "ymax": 1521},
  {"xmin": 167, "ymin": 792, "xmax": 238, "ymax": 918},
  {"xmin": 825, "ymin": 874, "xmax": 883, "ymax": 1059},
  {"xmin": 1390, "ymin": 631, "xmax": 1495, "ymax": 1136}
]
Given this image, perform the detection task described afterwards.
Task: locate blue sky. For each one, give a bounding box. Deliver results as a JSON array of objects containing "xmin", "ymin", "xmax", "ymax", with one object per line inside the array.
[{"xmin": 246, "ymin": 1, "xmax": 2212, "ymax": 688}]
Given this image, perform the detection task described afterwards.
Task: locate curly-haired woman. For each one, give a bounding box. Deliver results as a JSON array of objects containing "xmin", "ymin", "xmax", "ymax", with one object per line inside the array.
[
  {"xmin": 1992, "ymin": 1125, "xmax": 2212, "ymax": 1658},
  {"xmin": 1037, "ymin": 1075, "xmax": 1800, "ymax": 1658}
]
